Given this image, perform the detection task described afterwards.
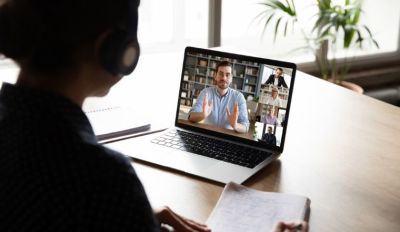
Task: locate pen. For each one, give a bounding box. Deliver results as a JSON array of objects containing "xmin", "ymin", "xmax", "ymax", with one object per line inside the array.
[{"xmin": 160, "ymin": 223, "xmax": 175, "ymax": 232}]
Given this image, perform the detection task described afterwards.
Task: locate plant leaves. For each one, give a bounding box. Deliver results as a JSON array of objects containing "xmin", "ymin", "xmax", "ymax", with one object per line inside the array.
[
  {"xmin": 261, "ymin": 13, "xmax": 276, "ymax": 38},
  {"xmin": 372, "ymin": 39, "xmax": 380, "ymax": 49},
  {"xmin": 274, "ymin": 16, "xmax": 283, "ymax": 42},
  {"xmin": 283, "ymin": 20, "xmax": 289, "ymax": 37},
  {"xmin": 312, "ymin": 14, "xmax": 327, "ymax": 33}
]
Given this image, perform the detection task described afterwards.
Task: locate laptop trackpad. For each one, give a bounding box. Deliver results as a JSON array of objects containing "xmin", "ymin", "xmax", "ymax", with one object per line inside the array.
[
  {"xmin": 152, "ymin": 148, "xmax": 218, "ymax": 174},
  {"xmin": 106, "ymin": 138, "xmax": 217, "ymax": 174}
]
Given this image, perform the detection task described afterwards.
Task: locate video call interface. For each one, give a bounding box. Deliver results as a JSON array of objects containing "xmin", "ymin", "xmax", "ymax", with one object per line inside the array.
[{"xmin": 177, "ymin": 51, "xmax": 294, "ymax": 147}]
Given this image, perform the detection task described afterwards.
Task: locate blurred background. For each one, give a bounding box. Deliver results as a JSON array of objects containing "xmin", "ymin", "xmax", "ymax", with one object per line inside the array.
[{"xmin": 1, "ymin": 0, "xmax": 399, "ymax": 106}]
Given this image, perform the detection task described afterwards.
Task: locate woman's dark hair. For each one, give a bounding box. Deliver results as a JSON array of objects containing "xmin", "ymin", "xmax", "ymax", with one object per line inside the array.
[{"xmin": 0, "ymin": 0, "xmax": 139, "ymax": 74}]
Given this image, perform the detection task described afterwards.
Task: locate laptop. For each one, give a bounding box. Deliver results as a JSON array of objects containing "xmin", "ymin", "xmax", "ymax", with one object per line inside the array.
[{"xmin": 106, "ymin": 47, "xmax": 296, "ymax": 184}]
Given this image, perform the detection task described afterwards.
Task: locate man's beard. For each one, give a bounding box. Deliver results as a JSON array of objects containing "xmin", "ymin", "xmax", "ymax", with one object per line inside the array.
[{"xmin": 217, "ymin": 81, "xmax": 229, "ymax": 89}]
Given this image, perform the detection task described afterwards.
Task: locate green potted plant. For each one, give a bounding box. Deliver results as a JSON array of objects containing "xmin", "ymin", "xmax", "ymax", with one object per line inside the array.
[{"xmin": 256, "ymin": 0, "xmax": 379, "ymax": 92}]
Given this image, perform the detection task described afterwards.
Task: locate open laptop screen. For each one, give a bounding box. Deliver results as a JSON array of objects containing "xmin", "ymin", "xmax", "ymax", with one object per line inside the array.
[{"xmin": 175, "ymin": 47, "xmax": 296, "ymax": 152}]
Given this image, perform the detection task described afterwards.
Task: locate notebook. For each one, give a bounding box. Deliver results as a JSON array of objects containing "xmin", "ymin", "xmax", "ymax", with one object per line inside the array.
[
  {"xmin": 106, "ymin": 47, "xmax": 297, "ymax": 184},
  {"xmin": 207, "ymin": 182, "xmax": 310, "ymax": 232},
  {"xmin": 85, "ymin": 106, "xmax": 151, "ymax": 142}
]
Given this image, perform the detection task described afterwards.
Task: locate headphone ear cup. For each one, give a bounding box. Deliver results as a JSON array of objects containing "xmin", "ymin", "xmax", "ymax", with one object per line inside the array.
[{"xmin": 99, "ymin": 30, "xmax": 140, "ymax": 76}]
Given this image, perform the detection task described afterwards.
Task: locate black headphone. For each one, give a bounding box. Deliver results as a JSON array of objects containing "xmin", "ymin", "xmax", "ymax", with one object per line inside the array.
[{"xmin": 98, "ymin": 1, "xmax": 140, "ymax": 76}]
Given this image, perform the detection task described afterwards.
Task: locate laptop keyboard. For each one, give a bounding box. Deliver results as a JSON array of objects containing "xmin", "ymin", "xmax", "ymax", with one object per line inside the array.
[{"xmin": 151, "ymin": 129, "xmax": 273, "ymax": 168}]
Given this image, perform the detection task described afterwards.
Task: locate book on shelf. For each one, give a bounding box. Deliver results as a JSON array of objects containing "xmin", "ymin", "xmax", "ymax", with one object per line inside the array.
[
  {"xmin": 182, "ymin": 82, "xmax": 188, "ymax": 90},
  {"xmin": 198, "ymin": 59, "xmax": 208, "ymax": 67},
  {"xmin": 85, "ymin": 106, "xmax": 151, "ymax": 142},
  {"xmin": 246, "ymin": 67, "xmax": 259, "ymax": 76},
  {"xmin": 209, "ymin": 70, "xmax": 215, "ymax": 77},
  {"xmin": 244, "ymin": 86, "xmax": 254, "ymax": 92},
  {"xmin": 207, "ymin": 182, "xmax": 310, "ymax": 232},
  {"xmin": 210, "ymin": 60, "xmax": 217, "ymax": 68},
  {"xmin": 183, "ymin": 71, "xmax": 189, "ymax": 81}
]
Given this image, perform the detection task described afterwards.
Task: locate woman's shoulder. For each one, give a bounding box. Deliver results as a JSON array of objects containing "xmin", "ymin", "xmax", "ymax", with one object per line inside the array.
[{"xmin": 80, "ymin": 143, "xmax": 134, "ymax": 172}]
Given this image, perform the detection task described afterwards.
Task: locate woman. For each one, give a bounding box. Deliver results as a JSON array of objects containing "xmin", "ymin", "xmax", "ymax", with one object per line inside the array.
[{"xmin": 0, "ymin": 0, "xmax": 209, "ymax": 231}]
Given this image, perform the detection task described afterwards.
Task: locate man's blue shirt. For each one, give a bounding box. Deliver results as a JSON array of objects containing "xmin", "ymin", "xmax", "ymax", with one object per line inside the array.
[{"xmin": 190, "ymin": 87, "xmax": 249, "ymax": 131}]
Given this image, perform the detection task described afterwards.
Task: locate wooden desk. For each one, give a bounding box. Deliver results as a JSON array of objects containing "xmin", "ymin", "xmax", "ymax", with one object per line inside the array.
[{"xmin": 100, "ymin": 53, "xmax": 400, "ymax": 232}]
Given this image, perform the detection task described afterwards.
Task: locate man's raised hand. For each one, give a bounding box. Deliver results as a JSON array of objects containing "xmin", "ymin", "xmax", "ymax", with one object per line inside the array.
[
  {"xmin": 202, "ymin": 93, "xmax": 213, "ymax": 118},
  {"xmin": 226, "ymin": 101, "xmax": 239, "ymax": 130}
]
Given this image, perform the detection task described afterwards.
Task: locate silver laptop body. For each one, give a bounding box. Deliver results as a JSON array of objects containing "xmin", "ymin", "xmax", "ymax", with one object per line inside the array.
[{"xmin": 106, "ymin": 47, "xmax": 297, "ymax": 184}]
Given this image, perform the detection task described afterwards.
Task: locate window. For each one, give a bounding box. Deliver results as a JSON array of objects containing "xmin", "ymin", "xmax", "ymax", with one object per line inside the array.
[
  {"xmin": 1, "ymin": 0, "xmax": 398, "ymax": 66},
  {"xmin": 220, "ymin": 0, "xmax": 400, "ymax": 63},
  {"xmin": 138, "ymin": 0, "xmax": 208, "ymax": 54}
]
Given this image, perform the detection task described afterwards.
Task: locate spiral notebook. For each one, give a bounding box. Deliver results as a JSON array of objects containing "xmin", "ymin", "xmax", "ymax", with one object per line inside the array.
[
  {"xmin": 207, "ymin": 182, "xmax": 310, "ymax": 232},
  {"xmin": 85, "ymin": 106, "xmax": 151, "ymax": 142}
]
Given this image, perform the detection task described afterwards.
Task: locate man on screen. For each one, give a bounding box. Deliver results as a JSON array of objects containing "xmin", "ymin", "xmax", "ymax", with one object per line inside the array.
[
  {"xmin": 188, "ymin": 61, "xmax": 249, "ymax": 133},
  {"xmin": 261, "ymin": 126, "xmax": 277, "ymax": 146},
  {"xmin": 264, "ymin": 67, "xmax": 288, "ymax": 88},
  {"xmin": 266, "ymin": 87, "xmax": 283, "ymax": 107},
  {"xmin": 261, "ymin": 107, "xmax": 280, "ymax": 126}
]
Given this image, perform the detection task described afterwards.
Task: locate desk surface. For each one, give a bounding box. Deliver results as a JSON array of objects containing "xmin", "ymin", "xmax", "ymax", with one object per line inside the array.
[
  {"xmin": 96, "ymin": 52, "xmax": 400, "ymax": 232},
  {"xmin": 1, "ymin": 50, "xmax": 398, "ymax": 231}
]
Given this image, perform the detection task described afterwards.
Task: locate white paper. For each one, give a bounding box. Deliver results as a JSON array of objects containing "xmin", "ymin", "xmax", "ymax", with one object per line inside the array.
[
  {"xmin": 207, "ymin": 182, "xmax": 310, "ymax": 232},
  {"xmin": 85, "ymin": 106, "xmax": 151, "ymax": 141}
]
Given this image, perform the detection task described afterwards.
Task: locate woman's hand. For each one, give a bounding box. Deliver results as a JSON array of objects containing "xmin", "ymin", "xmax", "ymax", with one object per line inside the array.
[
  {"xmin": 154, "ymin": 206, "xmax": 211, "ymax": 232},
  {"xmin": 272, "ymin": 221, "xmax": 308, "ymax": 232}
]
